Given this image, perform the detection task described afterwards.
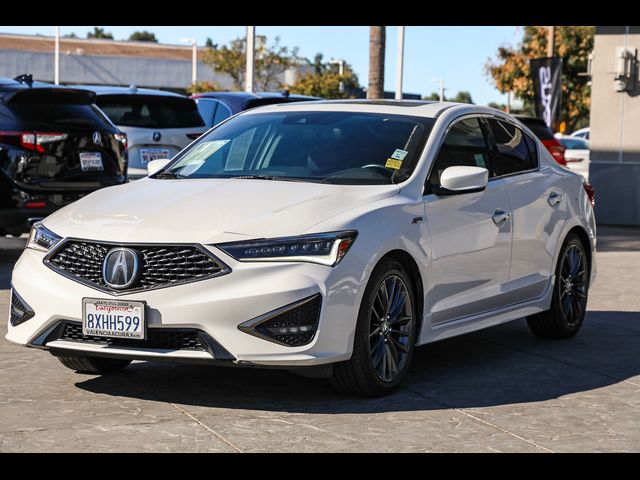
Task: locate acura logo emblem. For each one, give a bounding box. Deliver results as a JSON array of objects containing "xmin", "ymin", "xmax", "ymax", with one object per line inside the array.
[
  {"xmin": 103, "ymin": 248, "xmax": 141, "ymax": 290},
  {"xmin": 92, "ymin": 131, "xmax": 102, "ymax": 144},
  {"xmin": 153, "ymin": 131, "xmax": 161, "ymax": 142}
]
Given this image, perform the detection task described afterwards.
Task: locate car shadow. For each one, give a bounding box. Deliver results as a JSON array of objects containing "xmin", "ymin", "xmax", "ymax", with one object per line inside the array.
[{"xmin": 75, "ymin": 311, "xmax": 640, "ymax": 413}]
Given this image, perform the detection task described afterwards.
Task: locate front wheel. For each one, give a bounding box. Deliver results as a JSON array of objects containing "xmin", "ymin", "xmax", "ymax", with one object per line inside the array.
[
  {"xmin": 57, "ymin": 355, "xmax": 132, "ymax": 374},
  {"xmin": 527, "ymin": 233, "xmax": 590, "ymax": 339},
  {"xmin": 330, "ymin": 258, "xmax": 417, "ymax": 396}
]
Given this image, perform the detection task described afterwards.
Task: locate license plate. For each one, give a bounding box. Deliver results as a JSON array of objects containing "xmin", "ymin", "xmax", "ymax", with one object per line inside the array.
[
  {"xmin": 141, "ymin": 148, "xmax": 170, "ymax": 165},
  {"xmin": 79, "ymin": 152, "xmax": 104, "ymax": 171},
  {"xmin": 82, "ymin": 298, "xmax": 146, "ymax": 340}
]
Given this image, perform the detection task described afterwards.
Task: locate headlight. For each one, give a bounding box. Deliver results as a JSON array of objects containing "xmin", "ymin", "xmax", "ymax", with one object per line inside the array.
[
  {"xmin": 27, "ymin": 222, "xmax": 61, "ymax": 252},
  {"xmin": 216, "ymin": 231, "xmax": 358, "ymax": 267}
]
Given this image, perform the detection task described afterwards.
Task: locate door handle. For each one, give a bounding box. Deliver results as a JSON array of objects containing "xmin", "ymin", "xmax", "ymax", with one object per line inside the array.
[
  {"xmin": 548, "ymin": 192, "xmax": 564, "ymax": 206},
  {"xmin": 492, "ymin": 209, "xmax": 511, "ymax": 226}
]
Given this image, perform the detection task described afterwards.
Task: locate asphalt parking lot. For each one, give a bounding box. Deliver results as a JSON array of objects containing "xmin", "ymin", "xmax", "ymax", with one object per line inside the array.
[{"xmin": 1, "ymin": 226, "xmax": 639, "ymax": 452}]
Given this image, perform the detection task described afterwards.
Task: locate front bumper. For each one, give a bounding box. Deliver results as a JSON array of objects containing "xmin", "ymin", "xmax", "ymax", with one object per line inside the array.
[{"xmin": 6, "ymin": 245, "xmax": 363, "ymax": 367}]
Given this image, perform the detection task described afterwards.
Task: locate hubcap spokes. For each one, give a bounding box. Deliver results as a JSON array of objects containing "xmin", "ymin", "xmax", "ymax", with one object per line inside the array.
[
  {"xmin": 559, "ymin": 245, "xmax": 587, "ymax": 327},
  {"xmin": 369, "ymin": 275, "xmax": 413, "ymax": 382}
]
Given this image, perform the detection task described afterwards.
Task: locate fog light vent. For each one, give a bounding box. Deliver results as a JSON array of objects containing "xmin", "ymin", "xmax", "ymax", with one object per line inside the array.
[
  {"xmin": 10, "ymin": 289, "xmax": 35, "ymax": 327},
  {"xmin": 240, "ymin": 294, "xmax": 322, "ymax": 347}
]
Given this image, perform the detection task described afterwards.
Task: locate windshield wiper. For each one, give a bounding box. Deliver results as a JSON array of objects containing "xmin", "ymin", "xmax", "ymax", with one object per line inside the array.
[
  {"xmin": 229, "ymin": 175, "xmax": 310, "ymax": 183},
  {"xmin": 153, "ymin": 171, "xmax": 179, "ymax": 179}
]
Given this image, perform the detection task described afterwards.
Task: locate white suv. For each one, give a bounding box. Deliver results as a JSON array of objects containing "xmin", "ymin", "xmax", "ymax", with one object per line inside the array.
[{"xmin": 6, "ymin": 101, "xmax": 597, "ymax": 396}]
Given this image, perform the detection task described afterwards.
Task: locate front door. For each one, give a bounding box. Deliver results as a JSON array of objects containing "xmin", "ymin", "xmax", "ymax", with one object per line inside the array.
[{"xmin": 422, "ymin": 116, "xmax": 513, "ymax": 325}]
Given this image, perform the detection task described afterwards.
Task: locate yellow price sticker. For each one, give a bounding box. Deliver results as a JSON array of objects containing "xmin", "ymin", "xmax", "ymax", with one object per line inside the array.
[{"xmin": 385, "ymin": 158, "xmax": 403, "ymax": 170}]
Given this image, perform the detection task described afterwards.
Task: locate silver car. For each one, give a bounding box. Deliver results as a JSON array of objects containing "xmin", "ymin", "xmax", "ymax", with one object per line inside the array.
[{"xmin": 73, "ymin": 85, "xmax": 208, "ymax": 179}]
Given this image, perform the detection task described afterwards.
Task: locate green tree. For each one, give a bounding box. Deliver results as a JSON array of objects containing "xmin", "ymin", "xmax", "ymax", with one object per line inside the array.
[
  {"xmin": 288, "ymin": 53, "xmax": 360, "ymax": 99},
  {"xmin": 87, "ymin": 27, "xmax": 113, "ymax": 40},
  {"xmin": 203, "ymin": 35, "xmax": 299, "ymax": 91},
  {"xmin": 485, "ymin": 26, "xmax": 594, "ymax": 131},
  {"xmin": 488, "ymin": 101, "xmax": 507, "ymax": 111},
  {"xmin": 63, "ymin": 32, "xmax": 78, "ymax": 38},
  {"xmin": 452, "ymin": 90, "xmax": 473, "ymax": 104},
  {"xmin": 205, "ymin": 37, "xmax": 216, "ymax": 48},
  {"xmin": 186, "ymin": 81, "xmax": 222, "ymax": 94},
  {"xmin": 128, "ymin": 31, "xmax": 158, "ymax": 43},
  {"xmin": 422, "ymin": 92, "xmax": 442, "ymax": 101}
]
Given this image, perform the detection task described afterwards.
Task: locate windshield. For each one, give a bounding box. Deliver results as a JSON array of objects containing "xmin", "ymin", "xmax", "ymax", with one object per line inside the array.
[
  {"xmin": 158, "ymin": 111, "xmax": 434, "ymax": 184},
  {"xmin": 96, "ymin": 94, "xmax": 204, "ymax": 129}
]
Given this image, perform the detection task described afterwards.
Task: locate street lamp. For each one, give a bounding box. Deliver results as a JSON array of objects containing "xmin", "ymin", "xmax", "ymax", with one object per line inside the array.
[
  {"xmin": 180, "ymin": 38, "xmax": 197, "ymax": 84},
  {"xmin": 329, "ymin": 58, "xmax": 345, "ymax": 93},
  {"xmin": 432, "ymin": 77, "xmax": 445, "ymax": 101},
  {"xmin": 395, "ymin": 26, "xmax": 405, "ymax": 100},
  {"xmin": 54, "ymin": 26, "xmax": 60, "ymax": 85}
]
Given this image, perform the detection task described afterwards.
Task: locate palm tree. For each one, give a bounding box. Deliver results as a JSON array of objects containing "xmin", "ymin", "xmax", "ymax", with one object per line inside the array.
[{"xmin": 368, "ymin": 26, "xmax": 386, "ymax": 99}]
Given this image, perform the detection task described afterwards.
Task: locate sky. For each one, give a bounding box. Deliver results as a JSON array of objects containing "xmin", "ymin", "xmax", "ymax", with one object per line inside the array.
[{"xmin": 0, "ymin": 26, "xmax": 521, "ymax": 105}]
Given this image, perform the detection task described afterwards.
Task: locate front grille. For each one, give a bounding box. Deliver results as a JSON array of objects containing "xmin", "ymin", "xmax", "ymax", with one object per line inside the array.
[
  {"xmin": 10, "ymin": 289, "xmax": 35, "ymax": 327},
  {"xmin": 243, "ymin": 294, "xmax": 322, "ymax": 347},
  {"xmin": 46, "ymin": 240, "xmax": 229, "ymax": 294},
  {"xmin": 59, "ymin": 321, "xmax": 207, "ymax": 351}
]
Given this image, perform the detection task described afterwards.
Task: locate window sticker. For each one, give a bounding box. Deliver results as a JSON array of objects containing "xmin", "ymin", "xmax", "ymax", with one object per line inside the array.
[
  {"xmin": 391, "ymin": 149, "xmax": 408, "ymax": 160},
  {"xmin": 474, "ymin": 153, "xmax": 486, "ymax": 168},
  {"xmin": 179, "ymin": 140, "xmax": 229, "ymax": 164},
  {"xmin": 385, "ymin": 158, "xmax": 403, "ymax": 170}
]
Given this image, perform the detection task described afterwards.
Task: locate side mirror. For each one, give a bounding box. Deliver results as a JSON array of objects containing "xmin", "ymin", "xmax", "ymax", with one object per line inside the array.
[
  {"xmin": 433, "ymin": 166, "xmax": 488, "ymax": 195},
  {"xmin": 147, "ymin": 158, "xmax": 171, "ymax": 177}
]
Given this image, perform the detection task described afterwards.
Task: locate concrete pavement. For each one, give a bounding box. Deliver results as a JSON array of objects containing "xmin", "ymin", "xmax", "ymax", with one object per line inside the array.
[{"xmin": 1, "ymin": 227, "xmax": 639, "ymax": 452}]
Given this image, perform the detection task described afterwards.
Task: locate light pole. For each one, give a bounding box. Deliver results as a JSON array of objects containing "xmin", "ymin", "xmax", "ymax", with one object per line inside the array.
[
  {"xmin": 180, "ymin": 38, "xmax": 197, "ymax": 84},
  {"xmin": 432, "ymin": 77, "xmax": 445, "ymax": 101},
  {"xmin": 329, "ymin": 58, "xmax": 345, "ymax": 93},
  {"xmin": 54, "ymin": 26, "xmax": 60, "ymax": 85},
  {"xmin": 246, "ymin": 26, "xmax": 255, "ymax": 92},
  {"xmin": 395, "ymin": 26, "xmax": 405, "ymax": 100}
]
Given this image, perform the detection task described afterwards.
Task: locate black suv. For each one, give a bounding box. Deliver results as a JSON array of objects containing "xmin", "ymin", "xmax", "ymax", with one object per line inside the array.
[{"xmin": 0, "ymin": 76, "xmax": 127, "ymax": 235}]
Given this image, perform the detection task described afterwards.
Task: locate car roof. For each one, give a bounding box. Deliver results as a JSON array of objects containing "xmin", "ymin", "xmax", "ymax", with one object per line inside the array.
[
  {"xmin": 0, "ymin": 77, "xmax": 69, "ymax": 92},
  {"xmin": 239, "ymin": 99, "xmax": 470, "ymax": 119},
  {"xmin": 67, "ymin": 84, "xmax": 187, "ymax": 98},
  {"xmin": 192, "ymin": 91, "xmax": 320, "ymax": 101}
]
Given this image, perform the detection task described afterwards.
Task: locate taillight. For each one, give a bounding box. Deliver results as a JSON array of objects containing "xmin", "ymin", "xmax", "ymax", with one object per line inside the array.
[
  {"xmin": 0, "ymin": 131, "xmax": 67, "ymax": 152},
  {"xmin": 186, "ymin": 133, "xmax": 202, "ymax": 140},
  {"xmin": 548, "ymin": 145, "xmax": 567, "ymax": 166},
  {"xmin": 115, "ymin": 133, "xmax": 127, "ymax": 151},
  {"xmin": 583, "ymin": 183, "xmax": 595, "ymax": 207}
]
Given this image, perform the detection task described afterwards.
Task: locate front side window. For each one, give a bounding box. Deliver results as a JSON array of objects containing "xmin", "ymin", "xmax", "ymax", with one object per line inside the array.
[
  {"xmin": 158, "ymin": 111, "xmax": 434, "ymax": 185},
  {"xmin": 426, "ymin": 117, "xmax": 490, "ymax": 194},
  {"xmin": 486, "ymin": 118, "xmax": 538, "ymax": 176}
]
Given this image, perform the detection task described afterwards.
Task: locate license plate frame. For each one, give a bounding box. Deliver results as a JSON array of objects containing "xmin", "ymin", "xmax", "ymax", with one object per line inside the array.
[
  {"xmin": 82, "ymin": 298, "xmax": 146, "ymax": 340},
  {"xmin": 140, "ymin": 148, "xmax": 170, "ymax": 165},
  {"xmin": 79, "ymin": 152, "xmax": 104, "ymax": 172}
]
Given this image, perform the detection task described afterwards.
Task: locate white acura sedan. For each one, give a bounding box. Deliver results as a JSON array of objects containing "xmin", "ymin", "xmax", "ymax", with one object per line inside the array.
[{"xmin": 6, "ymin": 101, "xmax": 597, "ymax": 396}]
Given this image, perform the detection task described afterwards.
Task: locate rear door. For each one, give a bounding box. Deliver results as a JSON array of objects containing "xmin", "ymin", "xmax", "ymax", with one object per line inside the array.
[
  {"xmin": 484, "ymin": 116, "xmax": 567, "ymax": 304},
  {"xmin": 96, "ymin": 94, "xmax": 207, "ymax": 173},
  {"xmin": 5, "ymin": 89, "xmax": 127, "ymax": 189},
  {"xmin": 423, "ymin": 116, "xmax": 513, "ymax": 325}
]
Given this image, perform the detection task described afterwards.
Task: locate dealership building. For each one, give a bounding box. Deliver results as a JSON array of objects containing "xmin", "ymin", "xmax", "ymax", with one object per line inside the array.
[
  {"xmin": 589, "ymin": 26, "xmax": 640, "ymax": 225},
  {"xmin": 0, "ymin": 33, "xmax": 308, "ymax": 91}
]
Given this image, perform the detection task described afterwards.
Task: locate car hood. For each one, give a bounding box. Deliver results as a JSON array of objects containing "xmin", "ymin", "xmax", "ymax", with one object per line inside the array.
[{"xmin": 43, "ymin": 178, "xmax": 399, "ymax": 244}]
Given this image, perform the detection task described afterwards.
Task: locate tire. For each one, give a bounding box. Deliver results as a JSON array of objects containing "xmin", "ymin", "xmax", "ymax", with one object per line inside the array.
[
  {"xmin": 527, "ymin": 233, "xmax": 590, "ymax": 339},
  {"xmin": 330, "ymin": 258, "xmax": 417, "ymax": 396},
  {"xmin": 57, "ymin": 355, "xmax": 132, "ymax": 374}
]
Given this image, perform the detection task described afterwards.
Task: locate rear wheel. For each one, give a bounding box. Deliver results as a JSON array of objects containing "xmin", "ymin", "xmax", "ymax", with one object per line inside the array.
[
  {"xmin": 527, "ymin": 233, "xmax": 589, "ymax": 339},
  {"xmin": 57, "ymin": 355, "xmax": 132, "ymax": 374},
  {"xmin": 330, "ymin": 258, "xmax": 417, "ymax": 396}
]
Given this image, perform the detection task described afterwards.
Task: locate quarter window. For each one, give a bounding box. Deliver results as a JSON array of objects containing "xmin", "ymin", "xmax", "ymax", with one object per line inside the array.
[
  {"xmin": 426, "ymin": 117, "xmax": 490, "ymax": 193},
  {"xmin": 486, "ymin": 118, "xmax": 537, "ymax": 176}
]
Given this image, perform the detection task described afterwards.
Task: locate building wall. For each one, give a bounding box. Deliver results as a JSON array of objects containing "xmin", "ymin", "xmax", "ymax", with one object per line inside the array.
[
  {"xmin": 0, "ymin": 49, "xmax": 301, "ymax": 91},
  {"xmin": 589, "ymin": 26, "xmax": 640, "ymax": 225}
]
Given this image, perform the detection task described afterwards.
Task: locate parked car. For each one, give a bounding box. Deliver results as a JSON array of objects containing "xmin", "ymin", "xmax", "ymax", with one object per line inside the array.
[
  {"xmin": 570, "ymin": 127, "xmax": 590, "ymax": 140},
  {"xmin": 559, "ymin": 136, "xmax": 590, "ymax": 180},
  {"xmin": 7, "ymin": 100, "xmax": 596, "ymax": 397},
  {"xmin": 513, "ymin": 115, "xmax": 567, "ymax": 166},
  {"xmin": 74, "ymin": 85, "xmax": 207, "ymax": 179},
  {"xmin": 0, "ymin": 76, "xmax": 127, "ymax": 235},
  {"xmin": 191, "ymin": 91, "xmax": 321, "ymax": 128}
]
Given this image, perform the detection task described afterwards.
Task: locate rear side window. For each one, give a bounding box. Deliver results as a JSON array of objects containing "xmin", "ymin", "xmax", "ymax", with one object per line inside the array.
[
  {"xmin": 97, "ymin": 95, "xmax": 205, "ymax": 129},
  {"xmin": 213, "ymin": 102, "xmax": 231, "ymax": 125},
  {"xmin": 8, "ymin": 102, "xmax": 114, "ymax": 130},
  {"xmin": 426, "ymin": 117, "xmax": 490, "ymax": 193},
  {"xmin": 486, "ymin": 118, "xmax": 537, "ymax": 176}
]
